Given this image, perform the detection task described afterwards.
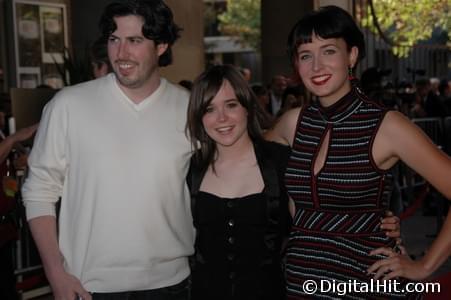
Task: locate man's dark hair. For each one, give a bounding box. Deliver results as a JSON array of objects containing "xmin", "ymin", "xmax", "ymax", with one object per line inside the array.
[{"xmin": 99, "ymin": 0, "xmax": 182, "ymax": 66}]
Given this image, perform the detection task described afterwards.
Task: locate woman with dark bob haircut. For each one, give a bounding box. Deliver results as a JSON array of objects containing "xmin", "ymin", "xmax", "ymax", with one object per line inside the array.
[
  {"xmin": 186, "ymin": 64, "xmax": 290, "ymax": 299},
  {"xmin": 286, "ymin": 4, "xmax": 365, "ymax": 68},
  {"xmin": 266, "ymin": 5, "xmax": 451, "ymax": 299}
]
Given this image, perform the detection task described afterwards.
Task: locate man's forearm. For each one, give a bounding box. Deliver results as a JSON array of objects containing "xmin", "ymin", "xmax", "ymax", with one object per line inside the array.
[{"xmin": 28, "ymin": 216, "xmax": 65, "ymax": 278}]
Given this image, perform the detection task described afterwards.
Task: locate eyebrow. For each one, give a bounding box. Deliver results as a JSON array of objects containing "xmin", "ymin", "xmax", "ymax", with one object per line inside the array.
[
  {"xmin": 209, "ymin": 98, "xmax": 238, "ymax": 106},
  {"xmin": 320, "ymin": 43, "xmax": 338, "ymax": 49},
  {"xmin": 109, "ymin": 34, "xmax": 144, "ymax": 40},
  {"xmin": 298, "ymin": 43, "xmax": 338, "ymax": 53},
  {"xmin": 126, "ymin": 36, "xmax": 144, "ymax": 40}
]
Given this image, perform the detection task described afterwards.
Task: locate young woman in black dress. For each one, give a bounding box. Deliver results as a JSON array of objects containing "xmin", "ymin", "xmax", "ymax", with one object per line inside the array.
[{"xmin": 186, "ymin": 65, "xmax": 290, "ymax": 300}]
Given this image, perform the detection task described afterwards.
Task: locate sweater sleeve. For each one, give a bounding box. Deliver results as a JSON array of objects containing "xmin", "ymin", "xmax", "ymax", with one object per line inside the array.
[{"xmin": 22, "ymin": 93, "xmax": 68, "ymax": 220}]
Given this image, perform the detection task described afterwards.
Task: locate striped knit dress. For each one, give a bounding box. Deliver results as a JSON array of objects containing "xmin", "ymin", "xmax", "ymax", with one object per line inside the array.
[{"xmin": 285, "ymin": 88, "xmax": 421, "ymax": 299}]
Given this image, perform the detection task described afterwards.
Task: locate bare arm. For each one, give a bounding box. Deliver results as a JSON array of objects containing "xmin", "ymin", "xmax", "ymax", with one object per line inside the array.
[
  {"xmin": 265, "ymin": 108, "xmax": 301, "ymax": 218},
  {"xmin": 29, "ymin": 216, "xmax": 64, "ymax": 277},
  {"xmin": 0, "ymin": 124, "xmax": 38, "ymax": 163},
  {"xmin": 368, "ymin": 111, "xmax": 451, "ymax": 280},
  {"xmin": 264, "ymin": 107, "xmax": 300, "ymax": 146},
  {"xmin": 374, "ymin": 111, "xmax": 451, "ymax": 198},
  {"xmin": 29, "ymin": 216, "xmax": 91, "ymax": 300}
]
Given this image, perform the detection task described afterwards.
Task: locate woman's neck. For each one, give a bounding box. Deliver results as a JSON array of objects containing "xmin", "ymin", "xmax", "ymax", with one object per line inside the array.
[
  {"xmin": 318, "ymin": 81, "xmax": 352, "ymax": 108},
  {"xmin": 215, "ymin": 135, "xmax": 255, "ymax": 164}
]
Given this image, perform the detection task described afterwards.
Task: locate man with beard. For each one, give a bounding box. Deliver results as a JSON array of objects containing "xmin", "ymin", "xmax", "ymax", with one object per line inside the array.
[{"xmin": 22, "ymin": 1, "xmax": 193, "ymax": 299}]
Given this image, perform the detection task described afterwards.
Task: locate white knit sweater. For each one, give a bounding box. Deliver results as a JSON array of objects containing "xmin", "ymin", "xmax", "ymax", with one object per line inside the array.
[{"xmin": 22, "ymin": 74, "xmax": 195, "ymax": 292}]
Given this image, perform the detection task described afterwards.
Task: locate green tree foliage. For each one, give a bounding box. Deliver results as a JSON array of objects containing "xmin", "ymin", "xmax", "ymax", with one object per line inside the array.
[
  {"xmin": 361, "ymin": 0, "xmax": 450, "ymax": 57},
  {"xmin": 218, "ymin": 0, "xmax": 261, "ymax": 50}
]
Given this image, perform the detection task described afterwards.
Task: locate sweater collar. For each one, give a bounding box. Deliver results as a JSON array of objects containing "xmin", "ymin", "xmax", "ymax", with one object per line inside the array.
[{"xmin": 111, "ymin": 74, "xmax": 167, "ymax": 112}]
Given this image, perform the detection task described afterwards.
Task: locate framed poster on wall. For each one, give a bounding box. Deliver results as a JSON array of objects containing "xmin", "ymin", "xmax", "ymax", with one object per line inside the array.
[
  {"xmin": 13, "ymin": 0, "xmax": 68, "ymax": 88},
  {"xmin": 18, "ymin": 66, "xmax": 41, "ymax": 88}
]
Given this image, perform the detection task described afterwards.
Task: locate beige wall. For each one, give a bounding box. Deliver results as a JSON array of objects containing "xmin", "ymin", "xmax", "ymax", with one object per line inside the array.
[{"xmin": 160, "ymin": 0, "xmax": 205, "ymax": 83}]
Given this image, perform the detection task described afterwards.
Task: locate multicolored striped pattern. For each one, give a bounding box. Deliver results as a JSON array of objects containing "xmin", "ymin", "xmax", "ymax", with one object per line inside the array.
[{"xmin": 285, "ymin": 90, "xmax": 421, "ymax": 299}]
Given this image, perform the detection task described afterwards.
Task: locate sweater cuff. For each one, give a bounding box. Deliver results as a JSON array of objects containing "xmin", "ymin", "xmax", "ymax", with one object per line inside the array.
[{"xmin": 24, "ymin": 201, "xmax": 56, "ymax": 220}]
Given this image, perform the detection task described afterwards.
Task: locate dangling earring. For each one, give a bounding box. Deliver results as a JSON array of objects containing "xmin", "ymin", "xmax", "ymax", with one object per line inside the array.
[{"xmin": 348, "ymin": 66, "xmax": 355, "ymax": 81}]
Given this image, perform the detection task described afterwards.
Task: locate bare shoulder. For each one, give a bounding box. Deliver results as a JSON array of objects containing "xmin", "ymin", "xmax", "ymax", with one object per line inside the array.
[
  {"xmin": 379, "ymin": 111, "xmax": 430, "ymax": 145},
  {"xmin": 373, "ymin": 111, "xmax": 418, "ymax": 167},
  {"xmin": 381, "ymin": 110, "xmax": 410, "ymax": 128},
  {"xmin": 379, "ymin": 111, "xmax": 451, "ymax": 199},
  {"xmin": 264, "ymin": 107, "xmax": 301, "ymax": 146}
]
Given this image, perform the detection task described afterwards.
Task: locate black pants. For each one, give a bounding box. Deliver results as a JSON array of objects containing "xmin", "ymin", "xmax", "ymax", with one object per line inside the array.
[
  {"xmin": 92, "ymin": 277, "xmax": 190, "ymax": 300},
  {"xmin": 0, "ymin": 241, "xmax": 18, "ymax": 300}
]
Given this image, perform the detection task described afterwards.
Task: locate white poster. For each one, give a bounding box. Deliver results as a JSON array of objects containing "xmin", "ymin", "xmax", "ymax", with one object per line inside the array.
[{"xmin": 13, "ymin": 1, "xmax": 68, "ymax": 87}]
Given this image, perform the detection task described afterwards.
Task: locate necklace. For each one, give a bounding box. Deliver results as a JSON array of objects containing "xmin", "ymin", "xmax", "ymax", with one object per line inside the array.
[{"xmin": 317, "ymin": 101, "xmax": 363, "ymax": 125}]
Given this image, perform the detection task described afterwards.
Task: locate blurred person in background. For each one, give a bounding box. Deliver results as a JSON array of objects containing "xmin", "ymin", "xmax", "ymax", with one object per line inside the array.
[
  {"xmin": 239, "ymin": 67, "xmax": 252, "ymax": 83},
  {"xmin": 0, "ymin": 103, "xmax": 37, "ymax": 300},
  {"xmin": 251, "ymin": 84, "xmax": 274, "ymax": 129},
  {"xmin": 438, "ymin": 79, "xmax": 451, "ymax": 116},
  {"xmin": 412, "ymin": 78, "xmax": 446, "ymax": 118},
  {"xmin": 276, "ymin": 85, "xmax": 307, "ymax": 118},
  {"xmin": 90, "ymin": 37, "xmax": 112, "ymax": 79},
  {"xmin": 268, "ymin": 75, "xmax": 288, "ymax": 116}
]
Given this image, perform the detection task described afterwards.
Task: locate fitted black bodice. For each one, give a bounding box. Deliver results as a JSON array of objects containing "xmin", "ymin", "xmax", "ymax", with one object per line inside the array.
[
  {"xmin": 187, "ymin": 140, "xmax": 290, "ymax": 300},
  {"xmin": 191, "ymin": 191, "xmax": 285, "ymax": 300},
  {"xmin": 194, "ymin": 191, "xmax": 268, "ymax": 267}
]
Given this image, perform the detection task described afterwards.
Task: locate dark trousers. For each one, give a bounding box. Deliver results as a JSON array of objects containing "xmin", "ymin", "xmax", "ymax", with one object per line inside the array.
[
  {"xmin": 92, "ymin": 277, "xmax": 190, "ymax": 300},
  {"xmin": 0, "ymin": 241, "xmax": 18, "ymax": 300}
]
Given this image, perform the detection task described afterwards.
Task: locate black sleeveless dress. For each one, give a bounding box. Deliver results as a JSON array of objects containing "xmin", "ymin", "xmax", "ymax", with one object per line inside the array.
[{"xmin": 188, "ymin": 140, "xmax": 290, "ymax": 300}]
